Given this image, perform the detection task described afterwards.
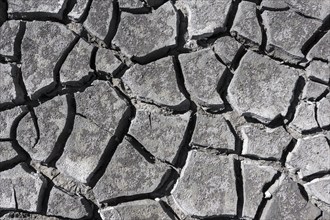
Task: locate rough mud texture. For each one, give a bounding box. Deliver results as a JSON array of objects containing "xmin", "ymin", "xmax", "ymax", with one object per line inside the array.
[{"xmin": 0, "ymin": 0, "xmax": 329, "ymax": 219}]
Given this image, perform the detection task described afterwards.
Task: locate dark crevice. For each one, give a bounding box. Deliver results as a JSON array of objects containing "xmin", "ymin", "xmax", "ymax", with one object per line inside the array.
[
  {"xmin": 217, "ymin": 68, "xmax": 234, "ymax": 113},
  {"xmin": 76, "ymin": 0, "xmax": 94, "ymax": 23},
  {"xmin": 54, "ymin": 36, "xmax": 80, "ymax": 84},
  {"xmin": 111, "ymin": 63, "xmax": 129, "ymax": 78},
  {"xmin": 280, "ymin": 138, "xmax": 297, "ymax": 166},
  {"xmin": 234, "ymin": 159, "xmax": 243, "ymax": 217},
  {"xmin": 284, "ymin": 76, "xmax": 306, "ymax": 125},
  {"xmin": 159, "ymin": 200, "xmax": 180, "ymax": 220},
  {"xmin": 0, "ymin": 0, "xmax": 7, "ymax": 26},
  {"xmin": 30, "ymin": 36, "xmax": 80, "ymax": 101},
  {"xmin": 89, "ymin": 46, "xmax": 98, "ymax": 71},
  {"xmin": 254, "ymin": 171, "xmax": 281, "ymax": 220},
  {"xmin": 225, "ymin": 0, "xmax": 242, "ymax": 36},
  {"xmin": 259, "ymin": 6, "xmax": 290, "ymax": 12},
  {"xmin": 61, "ymin": 0, "xmax": 77, "ymax": 22},
  {"xmin": 45, "ymin": 93, "xmax": 76, "ymax": 166},
  {"xmin": 241, "ymin": 154, "xmax": 278, "ymax": 162},
  {"xmin": 9, "ymin": 109, "xmax": 31, "ymax": 162},
  {"xmin": 87, "ymin": 96, "xmax": 134, "ymax": 188},
  {"xmin": 90, "ymin": 203, "xmax": 102, "ymax": 220},
  {"xmin": 191, "ymin": 144, "xmax": 235, "ymax": 155},
  {"xmin": 171, "ymin": 6, "xmax": 190, "ymax": 54},
  {"xmin": 125, "ymin": 134, "xmax": 156, "ymax": 163},
  {"xmin": 8, "ymin": 12, "xmax": 66, "ymax": 23},
  {"xmin": 154, "ymin": 106, "xmax": 196, "ymax": 197},
  {"xmin": 253, "ymin": 44, "xmax": 307, "ymax": 69},
  {"xmin": 302, "ymin": 170, "xmax": 330, "ymax": 182},
  {"xmin": 11, "ymin": 65, "xmax": 28, "ymax": 106},
  {"xmin": 293, "ymin": 10, "xmax": 322, "ymax": 22},
  {"xmin": 315, "ymin": 211, "xmax": 324, "ymax": 220},
  {"xmin": 104, "ymin": 0, "xmax": 120, "ymax": 47},
  {"xmin": 101, "ymin": 193, "xmax": 153, "ymax": 207},
  {"xmin": 57, "ymin": 0, "xmax": 71, "ymax": 22},
  {"xmin": 301, "ymin": 14, "xmax": 330, "ymax": 56},
  {"xmin": 27, "ymin": 107, "xmax": 40, "ymax": 149},
  {"xmin": 39, "ymin": 181, "xmax": 53, "ymax": 215},
  {"xmin": 194, "ymin": 0, "xmax": 242, "ymax": 47},
  {"xmin": 136, "ymin": 96, "xmax": 191, "ymax": 114},
  {"xmin": 198, "ymin": 215, "xmax": 239, "ymax": 220},
  {"xmin": 225, "ymin": 119, "xmax": 242, "ymax": 155},
  {"xmin": 243, "ymin": 113, "xmax": 285, "ymax": 128},
  {"xmin": 255, "ymin": 2, "xmax": 267, "ymax": 52},
  {"xmin": 297, "ymin": 183, "xmax": 309, "ymax": 201},
  {"xmin": 0, "ymin": 153, "xmax": 22, "ymax": 172},
  {"xmin": 314, "ymin": 103, "xmax": 321, "ymax": 129},
  {"xmin": 131, "ymin": 45, "xmax": 177, "ymax": 65},
  {"xmin": 119, "ymin": 6, "xmax": 151, "ymax": 14},
  {"xmin": 230, "ymin": 45, "xmax": 247, "ymax": 70},
  {"xmin": 172, "ymin": 56, "xmax": 191, "ymax": 99},
  {"xmin": 13, "ymin": 186, "xmax": 18, "ymax": 210},
  {"xmin": 11, "ymin": 21, "xmax": 26, "ymax": 62}
]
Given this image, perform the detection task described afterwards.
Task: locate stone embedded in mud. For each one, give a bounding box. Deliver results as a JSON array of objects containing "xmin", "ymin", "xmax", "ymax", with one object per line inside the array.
[
  {"xmin": 68, "ymin": 0, "xmax": 89, "ymax": 21},
  {"xmin": 306, "ymin": 60, "xmax": 330, "ymax": 84},
  {"xmin": 93, "ymin": 139, "xmax": 169, "ymax": 203},
  {"xmin": 308, "ymin": 31, "xmax": 330, "ymax": 62},
  {"xmin": 317, "ymin": 95, "xmax": 330, "ymax": 128},
  {"xmin": 128, "ymin": 109, "xmax": 190, "ymax": 162},
  {"xmin": 0, "ymin": 163, "xmax": 45, "ymax": 212},
  {"xmin": 47, "ymin": 186, "xmax": 90, "ymax": 219},
  {"xmin": 178, "ymin": 0, "xmax": 232, "ymax": 39},
  {"xmin": 228, "ymin": 50, "xmax": 299, "ymax": 124},
  {"xmin": 213, "ymin": 36, "xmax": 242, "ymax": 66},
  {"xmin": 261, "ymin": 175, "xmax": 321, "ymax": 220},
  {"xmin": 192, "ymin": 112, "xmax": 235, "ymax": 151},
  {"xmin": 286, "ymin": 135, "xmax": 330, "ymax": 178},
  {"xmin": 230, "ymin": 1, "xmax": 262, "ymax": 47},
  {"xmin": 242, "ymin": 161, "xmax": 277, "ymax": 219},
  {"xmin": 261, "ymin": 0, "xmax": 330, "ymax": 20},
  {"xmin": 17, "ymin": 95, "xmax": 67, "ymax": 161},
  {"xmin": 172, "ymin": 151, "xmax": 237, "ymax": 216},
  {"xmin": 302, "ymin": 80, "xmax": 328, "ymax": 101},
  {"xmin": 262, "ymin": 10, "xmax": 321, "ymax": 60},
  {"xmin": 0, "ymin": 142, "xmax": 18, "ymax": 162},
  {"xmin": 241, "ymin": 125, "xmax": 291, "ymax": 160},
  {"xmin": 99, "ymin": 200, "xmax": 171, "ymax": 220},
  {"xmin": 0, "ymin": 20, "xmax": 20, "ymax": 58},
  {"xmin": 289, "ymin": 101, "xmax": 319, "ymax": 133},
  {"xmin": 84, "ymin": 0, "xmax": 113, "ymax": 41},
  {"xmin": 95, "ymin": 48, "xmax": 122, "ymax": 74},
  {"xmin": 0, "ymin": 107, "xmax": 22, "ymax": 139},
  {"xmin": 7, "ymin": 0, "xmax": 65, "ymax": 17},
  {"xmin": 304, "ymin": 176, "xmax": 330, "ymax": 205},
  {"xmin": 60, "ymin": 38, "xmax": 93, "ymax": 84},
  {"xmin": 179, "ymin": 48, "xmax": 226, "ymax": 112},
  {"xmin": 122, "ymin": 56, "xmax": 186, "ymax": 108},
  {"xmin": 113, "ymin": 1, "xmax": 177, "ymax": 59},
  {"xmin": 0, "ymin": 64, "xmax": 16, "ymax": 104},
  {"xmin": 21, "ymin": 21, "xmax": 75, "ymax": 96}
]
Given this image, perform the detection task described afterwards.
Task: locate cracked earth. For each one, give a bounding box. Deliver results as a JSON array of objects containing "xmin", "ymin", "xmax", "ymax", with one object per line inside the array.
[{"xmin": 0, "ymin": 0, "xmax": 329, "ymax": 219}]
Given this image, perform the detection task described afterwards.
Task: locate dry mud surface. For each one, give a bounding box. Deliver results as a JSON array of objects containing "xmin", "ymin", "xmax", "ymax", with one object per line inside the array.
[{"xmin": 0, "ymin": 0, "xmax": 329, "ymax": 219}]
